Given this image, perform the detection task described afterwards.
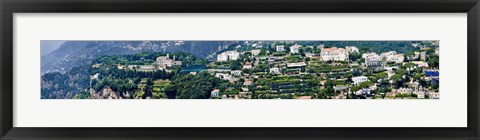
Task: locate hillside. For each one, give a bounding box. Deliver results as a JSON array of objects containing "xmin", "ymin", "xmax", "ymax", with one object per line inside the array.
[{"xmin": 41, "ymin": 41, "xmax": 236, "ymax": 74}]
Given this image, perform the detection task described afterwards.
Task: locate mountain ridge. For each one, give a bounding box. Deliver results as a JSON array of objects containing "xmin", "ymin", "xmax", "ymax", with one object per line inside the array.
[{"xmin": 41, "ymin": 41, "xmax": 236, "ymax": 74}]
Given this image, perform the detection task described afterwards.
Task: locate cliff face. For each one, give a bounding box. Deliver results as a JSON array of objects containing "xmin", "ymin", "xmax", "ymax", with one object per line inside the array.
[
  {"xmin": 41, "ymin": 65, "xmax": 90, "ymax": 99},
  {"xmin": 89, "ymin": 87, "xmax": 123, "ymax": 99}
]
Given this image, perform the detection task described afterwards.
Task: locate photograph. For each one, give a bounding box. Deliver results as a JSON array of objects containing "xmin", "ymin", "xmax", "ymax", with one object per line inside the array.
[{"xmin": 41, "ymin": 41, "xmax": 440, "ymax": 99}]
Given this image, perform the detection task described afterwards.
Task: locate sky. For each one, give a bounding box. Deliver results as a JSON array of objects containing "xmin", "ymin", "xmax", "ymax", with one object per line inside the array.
[{"xmin": 40, "ymin": 40, "xmax": 66, "ymax": 56}]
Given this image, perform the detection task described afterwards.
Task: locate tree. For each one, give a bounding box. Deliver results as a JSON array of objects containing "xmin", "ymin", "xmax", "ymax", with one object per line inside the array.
[
  {"xmin": 351, "ymin": 86, "xmax": 361, "ymax": 92},
  {"xmin": 352, "ymin": 69, "xmax": 361, "ymax": 76},
  {"xmin": 391, "ymin": 74, "xmax": 403, "ymax": 82},
  {"xmin": 374, "ymin": 72, "xmax": 388, "ymax": 80},
  {"xmin": 359, "ymin": 81, "xmax": 372, "ymax": 89},
  {"xmin": 349, "ymin": 52, "xmax": 362, "ymax": 61},
  {"xmin": 172, "ymin": 72, "xmax": 226, "ymax": 99},
  {"xmin": 164, "ymin": 84, "xmax": 176, "ymax": 99},
  {"xmin": 427, "ymin": 55, "xmax": 439, "ymax": 68}
]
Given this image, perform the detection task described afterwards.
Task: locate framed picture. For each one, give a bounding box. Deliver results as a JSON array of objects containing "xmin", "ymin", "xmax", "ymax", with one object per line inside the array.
[{"xmin": 1, "ymin": 0, "xmax": 479, "ymax": 139}]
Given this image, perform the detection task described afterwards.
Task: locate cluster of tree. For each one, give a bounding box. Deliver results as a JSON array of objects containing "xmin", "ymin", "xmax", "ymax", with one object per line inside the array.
[
  {"xmin": 89, "ymin": 66, "xmax": 172, "ymax": 80},
  {"xmin": 41, "ymin": 65, "xmax": 90, "ymax": 99},
  {"xmin": 427, "ymin": 54, "xmax": 439, "ymax": 68},
  {"xmin": 93, "ymin": 51, "xmax": 208, "ymax": 67},
  {"xmin": 167, "ymin": 72, "xmax": 227, "ymax": 99},
  {"xmin": 142, "ymin": 79, "xmax": 154, "ymax": 99}
]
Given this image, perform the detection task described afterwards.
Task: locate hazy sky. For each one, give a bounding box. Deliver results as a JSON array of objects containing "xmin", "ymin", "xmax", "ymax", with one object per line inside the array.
[{"xmin": 41, "ymin": 40, "xmax": 66, "ymax": 56}]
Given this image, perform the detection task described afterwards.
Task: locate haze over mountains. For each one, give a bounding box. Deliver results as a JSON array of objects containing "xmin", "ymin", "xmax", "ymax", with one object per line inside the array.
[{"xmin": 41, "ymin": 41, "xmax": 235, "ymax": 74}]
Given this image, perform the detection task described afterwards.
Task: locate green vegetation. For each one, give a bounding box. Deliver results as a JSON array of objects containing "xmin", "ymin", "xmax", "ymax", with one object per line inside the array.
[{"xmin": 42, "ymin": 41, "xmax": 440, "ymax": 99}]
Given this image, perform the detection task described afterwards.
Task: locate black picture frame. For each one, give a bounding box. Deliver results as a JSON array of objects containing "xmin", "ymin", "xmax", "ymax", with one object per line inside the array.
[{"xmin": 1, "ymin": 0, "xmax": 479, "ymax": 139}]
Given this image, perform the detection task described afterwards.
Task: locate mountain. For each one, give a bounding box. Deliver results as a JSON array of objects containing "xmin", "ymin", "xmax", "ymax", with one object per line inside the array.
[{"xmin": 41, "ymin": 41, "xmax": 236, "ymax": 74}]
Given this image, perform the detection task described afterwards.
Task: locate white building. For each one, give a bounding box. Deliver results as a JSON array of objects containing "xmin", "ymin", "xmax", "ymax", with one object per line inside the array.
[
  {"xmin": 290, "ymin": 44, "xmax": 301, "ymax": 54},
  {"xmin": 415, "ymin": 90, "xmax": 426, "ymax": 99},
  {"xmin": 318, "ymin": 44, "xmax": 325, "ymax": 49},
  {"xmin": 362, "ymin": 52, "xmax": 383, "ymax": 67},
  {"xmin": 243, "ymin": 64, "xmax": 253, "ymax": 69},
  {"xmin": 231, "ymin": 70, "xmax": 243, "ymax": 76},
  {"xmin": 362, "ymin": 52, "xmax": 378, "ymax": 59},
  {"xmin": 352, "ymin": 76, "xmax": 369, "ymax": 85},
  {"xmin": 386, "ymin": 54, "xmax": 405, "ymax": 63},
  {"xmin": 394, "ymin": 87, "xmax": 413, "ymax": 94},
  {"xmin": 217, "ymin": 51, "xmax": 240, "ymax": 62},
  {"xmin": 276, "ymin": 45, "xmax": 285, "ymax": 52},
  {"xmin": 365, "ymin": 57, "xmax": 383, "ymax": 67},
  {"xmin": 380, "ymin": 51, "xmax": 397, "ymax": 58},
  {"xmin": 156, "ymin": 54, "xmax": 182, "ymax": 68},
  {"xmin": 305, "ymin": 53, "xmax": 319, "ymax": 58},
  {"xmin": 320, "ymin": 47, "xmax": 349, "ymax": 61},
  {"xmin": 420, "ymin": 51, "xmax": 427, "ymax": 61},
  {"xmin": 251, "ymin": 49, "xmax": 261, "ymax": 56},
  {"xmin": 345, "ymin": 46, "xmax": 359, "ymax": 54},
  {"xmin": 91, "ymin": 73, "xmax": 100, "ymax": 80},
  {"xmin": 286, "ymin": 62, "xmax": 307, "ymax": 68},
  {"xmin": 411, "ymin": 61, "xmax": 429, "ymax": 68},
  {"xmin": 355, "ymin": 88, "xmax": 373, "ymax": 96},
  {"xmin": 215, "ymin": 73, "xmax": 232, "ymax": 80},
  {"xmin": 243, "ymin": 80, "xmax": 253, "ymax": 86},
  {"xmin": 211, "ymin": 89, "xmax": 220, "ymax": 97},
  {"xmin": 429, "ymin": 91, "xmax": 440, "ymax": 99}
]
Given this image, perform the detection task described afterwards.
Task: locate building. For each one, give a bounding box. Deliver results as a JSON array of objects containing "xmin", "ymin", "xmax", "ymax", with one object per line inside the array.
[
  {"xmin": 394, "ymin": 87, "xmax": 413, "ymax": 94},
  {"xmin": 345, "ymin": 46, "xmax": 359, "ymax": 54},
  {"xmin": 217, "ymin": 51, "xmax": 240, "ymax": 62},
  {"xmin": 171, "ymin": 61, "xmax": 182, "ymax": 66},
  {"xmin": 429, "ymin": 91, "xmax": 440, "ymax": 99},
  {"xmin": 231, "ymin": 70, "xmax": 243, "ymax": 76},
  {"xmin": 362, "ymin": 52, "xmax": 385, "ymax": 67},
  {"xmin": 355, "ymin": 88, "xmax": 373, "ymax": 96},
  {"xmin": 362, "ymin": 52, "xmax": 378, "ymax": 59},
  {"xmin": 414, "ymin": 90, "xmax": 426, "ymax": 99},
  {"xmin": 435, "ymin": 48, "xmax": 440, "ymax": 55},
  {"xmin": 243, "ymin": 64, "xmax": 253, "ymax": 69},
  {"xmin": 276, "ymin": 45, "xmax": 285, "ymax": 52},
  {"xmin": 286, "ymin": 62, "xmax": 307, "ymax": 68},
  {"xmin": 420, "ymin": 51, "xmax": 427, "ymax": 61},
  {"xmin": 215, "ymin": 73, "xmax": 232, "ymax": 80},
  {"xmin": 305, "ymin": 53, "xmax": 319, "ymax": 58},
  {"xmin": 156, "ymin": 55, "xmax": 170, "ymax": 65},
  {"xmin": 243, "ymin": 80, "xmax": 253, "ymax": 86},
  {"xmin": 352, "ymin": 76, "xmax": 368, "ymax": 85},
  {"xmin": 211, "ymin": 89, "xmax": 220, "ymax": 97},
  {"xmin": 320, "ymin": 47, "xmax": 349, "ymax": 62},
  {"xmin": 386, "ymin": 54, "xmax": 405, "ymax": 63},
  {"xmin": 137, "ymin": 65, "xmax": 157, "ymax": 71},
  {"xmin": 411, "ymin": 61, "xmax": 429, "ymax": 68},
  {"xmin": 380, "ymin": 51, "xmax": 397, "ymax": 58},
  {"xmin": 156, "ymin": 54, "xmax": 182, "ymax": 68},
  {"xmin": 365, "ymin": 56, "xmax": 383, "ymax": 67},
  {"xmin": 251, "ymin": 49, "xmax": 261, "ymax": 56},
  {"xmin": 290, "ymin": 44, "xmax": 301, "ymax": 54},
  {"xmin": 408, "ymin": 52, "xmax": 421, "ymax": 60},
  {"xmin": 270, "ymin": 67, "xmax": 281, "ymax": 74}
]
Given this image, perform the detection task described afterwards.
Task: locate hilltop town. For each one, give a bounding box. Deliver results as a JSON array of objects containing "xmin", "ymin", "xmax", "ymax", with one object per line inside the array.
[{"xmin": 42, "ymin": 41, "xmax": 439, "ymax": 99}]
